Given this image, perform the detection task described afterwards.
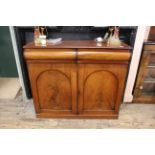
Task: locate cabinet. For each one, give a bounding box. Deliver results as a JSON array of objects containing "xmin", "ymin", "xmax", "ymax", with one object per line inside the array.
[
  {"xmin": 133, "ymin": 43, "xmax": 155, "ymax": 103},
  {"xmin": 24, "ymin": 40, "xmax": 131, "ymax": 118}
]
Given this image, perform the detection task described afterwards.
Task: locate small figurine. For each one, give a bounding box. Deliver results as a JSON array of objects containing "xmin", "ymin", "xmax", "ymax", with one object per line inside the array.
[
  {"xmin": 34, "ymin": 26, "xmax": 47, "ymax": 46},
  {"xmin": 34, "ymin": 26, "xmax": 41, "ymax": 46},
  {"xmin": 39, "ymin": 27, "xmax": 47, "ymax": 46},
  {"xmin": 107, "ymin": 26, "xmax": 121, "ymax": 46}
]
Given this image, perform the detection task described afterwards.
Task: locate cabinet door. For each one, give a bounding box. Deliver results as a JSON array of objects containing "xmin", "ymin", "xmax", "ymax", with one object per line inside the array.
[
  {"xmin": 78, "ymin": 64, "xmax": 128, "ymax": 118},
  {"xmin": 27, "ymin": 63, "xmax": 77, "ymax": 117}
]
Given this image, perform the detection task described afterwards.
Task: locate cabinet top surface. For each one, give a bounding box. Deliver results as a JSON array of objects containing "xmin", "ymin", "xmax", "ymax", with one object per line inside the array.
[{"xmin": 23, "ymin": 40, "xmax": 132, "ymax": 50}]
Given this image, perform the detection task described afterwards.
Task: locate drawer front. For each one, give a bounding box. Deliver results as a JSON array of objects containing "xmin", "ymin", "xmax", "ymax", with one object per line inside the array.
[
  {"xmin": 77, "ymin": 49, "xmax": 131, "ymax": 61},
  {"xmin": 24, "ymin": 49, "xmax": 76, "ymax": 60}
]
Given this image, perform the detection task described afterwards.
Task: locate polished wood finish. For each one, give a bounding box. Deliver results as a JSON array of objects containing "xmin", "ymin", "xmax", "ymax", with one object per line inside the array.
[
  {"xmin": 148, "ymin": 27, "xmax": 155, "ymax": 41},
  {"xmin": 24, "ymin": 40, "xmax": 131, "ymax": 50},
  {"xmin": 27, "ymin": 63, "xmax": 77, "ymax": 116},
  {"xmin": 77, "ymin": 49, "xmax": 131, "ymax": 61},
  {"xmin": 24, "ymin": 49, "xmax": 76, "ymax": 60},
  {"xmin": 133, "ymin": 43, "xmax": 155, "ymax": 103},
  {"xmin": 24, "ymin": 40, "xmax": 131, "ymax": 118},
  {"xmin": 78, "ymin": 64, "xmax": 128, "ymax": 118}
]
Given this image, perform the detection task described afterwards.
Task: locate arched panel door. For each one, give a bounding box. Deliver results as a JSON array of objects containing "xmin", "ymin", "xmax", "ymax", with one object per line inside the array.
[
  {"xmin": 83, "ymin": 70, "xmax": 118, "ymax": 110},
  {"xmin": 78, "ymin": 64, "xmax": 127, "ymax": 118},
  {"xmin": 37, "ymin": 70, "xmax": 72, "ymax": 110},
  {"xmin": 27, "ymin": 63, "xmax": 77, "ymax": 117}
]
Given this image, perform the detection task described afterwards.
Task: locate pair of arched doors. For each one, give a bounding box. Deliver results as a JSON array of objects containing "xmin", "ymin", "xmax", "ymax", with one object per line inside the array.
[{"xmin": 28, "ymin": 63, "xmax": 127, "ymax": 118}]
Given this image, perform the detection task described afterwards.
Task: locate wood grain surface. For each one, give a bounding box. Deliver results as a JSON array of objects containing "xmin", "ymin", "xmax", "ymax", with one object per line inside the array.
[
  {"xmin": 24, "ymin": 40, "xmax": 132, "ymax": 50},
  {"xmin": 24, "ymin": 40, "xmax": 131, "ymax": 118}
]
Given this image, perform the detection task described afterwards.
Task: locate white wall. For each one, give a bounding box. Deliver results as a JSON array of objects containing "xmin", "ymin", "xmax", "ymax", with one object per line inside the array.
[{"xmin": 123, "ymin": 26, "xmax": 150, "ymax": 102}]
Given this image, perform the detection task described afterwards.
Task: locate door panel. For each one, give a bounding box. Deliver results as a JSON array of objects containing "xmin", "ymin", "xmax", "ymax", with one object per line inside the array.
[
  {"xmin": 83, "ymin": 70, "xmax": 117, "ymax": 110},
  {"xmin": 78, "ymin": 64, "xmax": 127, "ymax": 116},
  {"xmin": 27, "ymin": 63, "xmax": 77, "ymax": 116},
  {"xmin": 37, "ymin": 70, "xmax": 72, "ymax": 110}
]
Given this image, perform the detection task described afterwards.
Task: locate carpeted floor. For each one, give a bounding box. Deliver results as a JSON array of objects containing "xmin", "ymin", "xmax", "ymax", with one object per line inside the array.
[{"xmin": 0, "ymin": 91, "xmax": 155, "ymax": 128}]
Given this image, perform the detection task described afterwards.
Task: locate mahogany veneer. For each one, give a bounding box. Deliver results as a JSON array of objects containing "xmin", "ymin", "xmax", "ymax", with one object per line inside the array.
[{"xmin": 24, "ymin": 40, "xmax": 131, "ymax": 118}]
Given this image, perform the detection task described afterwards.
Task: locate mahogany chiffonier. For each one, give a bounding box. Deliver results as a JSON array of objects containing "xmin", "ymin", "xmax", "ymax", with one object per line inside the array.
[{"xmin": 23, "ymin": 40, "xmax": 131, "ymax": 118}]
